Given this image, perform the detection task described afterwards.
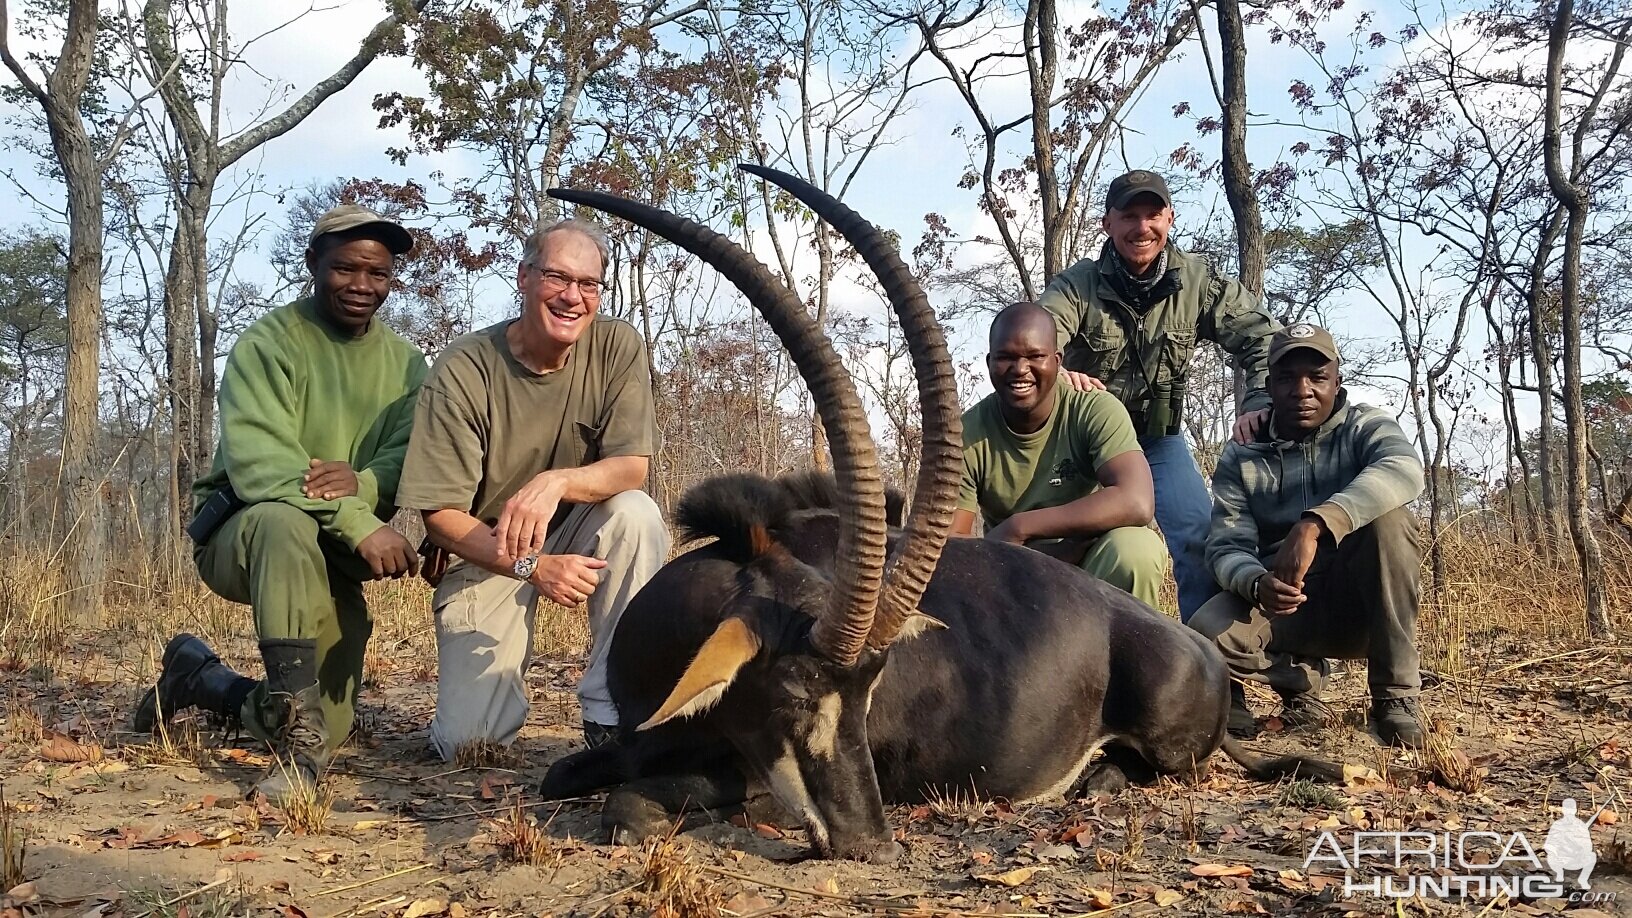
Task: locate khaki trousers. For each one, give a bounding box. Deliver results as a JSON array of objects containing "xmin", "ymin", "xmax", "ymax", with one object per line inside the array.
[
  {"xmin": 428, "ymin": 490, "xmax": 669, "ymax": 760},
  {"xmin": 1188, "ymin": 507, "xmax": 1422, "ymax": 700}
]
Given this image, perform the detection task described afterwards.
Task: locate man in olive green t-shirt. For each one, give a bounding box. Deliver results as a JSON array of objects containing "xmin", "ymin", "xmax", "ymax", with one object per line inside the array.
[
  {"xmin": 953, "ymin": 302, "xmax": 1170, "ymax": 608},
  {"xmin": 395, "ymin": 218, "xmax": 669, "ymax": 758},
  {"xmin": 132, "ymin": 205, "xmax": 426, "ymax": 805}
]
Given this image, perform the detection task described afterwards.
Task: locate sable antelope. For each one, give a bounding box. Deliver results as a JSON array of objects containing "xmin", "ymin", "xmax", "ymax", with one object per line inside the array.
[{"xmin": 538, "ymin": 166, "xmax": 1344, "ymax": 864}]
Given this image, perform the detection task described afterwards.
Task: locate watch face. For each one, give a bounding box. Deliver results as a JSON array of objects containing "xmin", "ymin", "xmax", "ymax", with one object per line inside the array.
[{"xmin": 514, "ymin": 555, "xmax": 537, "ymax": 578}]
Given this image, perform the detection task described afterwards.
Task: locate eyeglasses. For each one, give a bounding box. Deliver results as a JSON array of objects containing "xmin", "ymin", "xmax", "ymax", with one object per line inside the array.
[{"xmin": 529, "ymin": 265, "xmax": 605, "ymax": 298}]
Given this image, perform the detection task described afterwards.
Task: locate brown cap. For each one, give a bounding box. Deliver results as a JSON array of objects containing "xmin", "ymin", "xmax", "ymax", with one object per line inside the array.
[
  {"xmin": 1268, "ymin": 322, "xmax": 1340, "ymax": 366},
  {"xmin": 309, "ymin": 204, "xmax": 414, "ymax": 255},
  {"xmin": 1106, "ymin": 169, "xmax": 1173, "ymax": 211}
]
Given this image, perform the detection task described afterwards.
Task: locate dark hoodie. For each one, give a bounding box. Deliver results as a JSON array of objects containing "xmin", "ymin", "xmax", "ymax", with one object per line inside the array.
[{"xmin": 1205, "ymin": 390, "xmax": 1426, "ymax": 602}]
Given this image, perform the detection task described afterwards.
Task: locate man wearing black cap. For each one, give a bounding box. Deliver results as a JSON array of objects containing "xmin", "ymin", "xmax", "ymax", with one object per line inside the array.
[
  {"xmin": 1036, "ymin": 170, "xmax": 1281, "ymax": 623},
  {"xmin": 1190, "ymin": 323, "xmax": 1427, "ymax": 747},
  {"xmin": 131, "ymin": 204, "xmax": 429, "ymax": 802}
]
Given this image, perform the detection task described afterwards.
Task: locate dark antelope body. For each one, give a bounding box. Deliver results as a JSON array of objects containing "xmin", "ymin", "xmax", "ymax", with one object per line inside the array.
[{"xmin": 539, "ymin": 167, "xmax": 1344, "ymax": 863}]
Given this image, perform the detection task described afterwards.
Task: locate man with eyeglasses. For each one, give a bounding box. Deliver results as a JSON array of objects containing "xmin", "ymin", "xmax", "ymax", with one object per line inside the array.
[{"xmin": 396, "ymin": 218, "xmax": 669, "ymax": 758}]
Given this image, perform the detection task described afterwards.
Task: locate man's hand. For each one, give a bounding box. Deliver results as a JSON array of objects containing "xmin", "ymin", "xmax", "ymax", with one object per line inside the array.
[
  {"xmin": 531, "ymin": 554, "xmax": 608, "ymax": 607},
  {"xmin": 1059, "ymin": 370, "xmax": 1107, "ymax": 392},
  {"xmin": 357, "ymin": 526, "xmax": 420, "ymax": 580},
  {"xmin": 983, "ymin": 515, "xmax": 1030, "ymax": 545},
  {"xmin": 1232, "ymin": 408, "xmax": 1270, "ymax": 444},
  {"xmin": 1272, "ymin": 517, "xmax": 1324, "ymax": 591},
  {"xmin": 495, "ymin": 472, "xmax": 565, "ymax": 562},
  {"xmin": 1255, "ymin": 571, "xmax": 1307, "ymax": 614},
  {"xmin": 304, "ymin": 458, "xmax": 359, "ymax": 500}
]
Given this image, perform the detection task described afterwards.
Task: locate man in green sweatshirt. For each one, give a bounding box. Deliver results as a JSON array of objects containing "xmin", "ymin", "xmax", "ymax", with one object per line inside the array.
[
  {"xmin": 1190, "ymin": 324, "xmax": 1427, "ymax": 747},
  {"xmin": 131, "ymin": 204, "xmax": 428, "ymax": 802}
]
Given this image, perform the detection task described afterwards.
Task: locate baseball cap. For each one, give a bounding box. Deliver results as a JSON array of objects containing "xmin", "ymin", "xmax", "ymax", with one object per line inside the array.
[
  {"xmin": 309, "ymin": 204, "xmax": 414, "ymax": 255},
  {"xmin": 1268, "ymin": 322, "xmax": 1340, "ymax": 367},
  {"xmin": 1106, "ymin": 169, "xmax": 1173, "ymax": 211}
]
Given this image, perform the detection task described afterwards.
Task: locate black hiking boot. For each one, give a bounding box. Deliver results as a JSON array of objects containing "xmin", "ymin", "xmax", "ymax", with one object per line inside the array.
[
  {"xmin": 1276, "ymin": 691, "xmax": 1337, "ymax": 732},
  {"xmin": 1371, "ymin": 697, "xmax": 1425, "ymax": 748},
  {"xmin": 131, "ymin": 634, "xmax": 258, "ymax": 734},
  {"xmin": 1227, "ymin": 683, "xmax": 1259, "ymax": 739},
  {"xmin": 251, "ymin": 639, "xmax": 331, "ymax": 806}
]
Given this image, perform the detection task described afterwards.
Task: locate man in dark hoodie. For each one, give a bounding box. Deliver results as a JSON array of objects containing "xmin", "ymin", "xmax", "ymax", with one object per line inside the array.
[{"xmin": 1190, "ymin": 323, "xmax": 1427, "ymax": 747}]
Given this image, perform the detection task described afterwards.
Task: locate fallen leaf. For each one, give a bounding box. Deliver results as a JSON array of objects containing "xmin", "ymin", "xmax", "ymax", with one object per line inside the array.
[
  {"xmin": 39, "ymin": 731, "xmax": 103, "ymax": 763},
  {"xmin": 403, "ymin": 898, "xmax": 448, "ymax": 918},
  {"xmin": 479, "ymin": 774, "xmax": 499, "ymax": 801},
  {"xmin": 1083, "ymin": 888, "xmax": 1114, "ymax": 909},
  {"xmin": 223, "ymin": 850, "xmax": 262, "ymax": 862},
  {"xmin": 307, "ymin": 849, "xmax": 340, "ymax": 865},
  {"xmin": 973, "ymin": 866, "xmax": 1045, "ymax": 887},
  {"xmin": 1223, "ymin": 900, "xmax": 1267, "ymax": 914},
  {"xmin": 1190, "ymin": 864, "xmax": 1254, "ymax": 878},
  {"xmin": 1152, "ymin": 889, "xmax": 1183, "ymax": 907},
  {"xmin": 2, "ymin": 884, "xmax": 38, "ymax": 905},
  {"xmin": 1342, "ymin": 764, "xmax": 1382, "ymax": 787},
  {"xmin": 753, "ymin": 823, "xmax": 783, "ymax": 840},
  {"xmin": 279, "ymin": 906, "xmax": 307, "ymax": 918},
  {"xmin": 350, "ymin": 819, "xmax": 391, "ymax": 833},
  {"xmin": 448, "ymin": 904, "xmax": 467, "ymax": 918},
  {"xmin": 1596, "ymin": 809, "xmax": 1618, "ymax": 826}
]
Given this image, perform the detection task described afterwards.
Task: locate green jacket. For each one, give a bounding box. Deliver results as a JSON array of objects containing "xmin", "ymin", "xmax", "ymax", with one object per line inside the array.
[
  {"xmin": 1036, "ymin": 242, "xmax": 1280, "ymax": 439},
  {"xmin": 1205, "ymin": 391, "xmax": 1425, "ymax": 602}
]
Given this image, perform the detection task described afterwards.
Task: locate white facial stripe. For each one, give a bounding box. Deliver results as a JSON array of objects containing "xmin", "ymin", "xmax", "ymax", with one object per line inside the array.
[
  {"xmin": 804, "ymin": 693, "xmax": 842, "ymax": 760},
  {"xmin": 765, "ymin": 742, "xmax": 829, "ymax": 850}
]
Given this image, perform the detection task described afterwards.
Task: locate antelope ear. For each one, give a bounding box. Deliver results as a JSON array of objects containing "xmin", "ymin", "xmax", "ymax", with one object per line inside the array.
[
  {"xmin": 638, "ymin": 617, "xmax": 762, "ymax": 730},
  {"xmin": 894, "ymin": 611, "xmax": 947, "ymax": 642}
]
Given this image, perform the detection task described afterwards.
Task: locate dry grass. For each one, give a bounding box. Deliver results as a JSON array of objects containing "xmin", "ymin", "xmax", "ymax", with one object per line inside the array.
[
  {"xmin": 3, "ymin": 693, "xmax": 43, "ymax": 745},
  {"xmin": 1419, "ymin": 713, "xmax": 1484, "ymax": 794},
  {"xmin": 125, "ymin": 880, "xmax": 249, "ymax": 918},
  {"xmin": 491, "ymin": 797, "xmax": 560, "ymax": 867},
  {"xmin": 271, "ymin": 765, "xmax": 335, "ymax": 835},
  {"xmin": 633, "ymin": 829, "xmax": 723, "ymax": 918},
  {"xmin": 453, "ymin": 739, "xmax": 521, "ymax": 770},
  {"xmin": 122, "ymin": 714, "xmax": 209, "ymax": 768},
  {"xmin": 923, "ymin": 780, "xmax": 994, "ymax": 827},
  {"xmin": 1, "ymin": 787, "xmax": 26, "ymax": 890}
]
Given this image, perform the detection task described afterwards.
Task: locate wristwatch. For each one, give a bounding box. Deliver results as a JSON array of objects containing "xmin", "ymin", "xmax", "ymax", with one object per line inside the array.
[{"xmin": 513, "ymin": 553, "xmax": 539, "ymax": 579}]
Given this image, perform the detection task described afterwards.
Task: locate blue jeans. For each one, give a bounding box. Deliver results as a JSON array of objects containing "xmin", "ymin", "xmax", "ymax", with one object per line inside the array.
[{"xmin": 1141, "ymin": 434, "xmax": 1218, "ymax": 622}]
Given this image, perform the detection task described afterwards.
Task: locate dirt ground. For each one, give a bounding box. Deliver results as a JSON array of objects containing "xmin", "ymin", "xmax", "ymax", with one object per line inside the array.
[{"xmin": 2, "ymin": 623, "xmax": 1629, "ymax": 918}]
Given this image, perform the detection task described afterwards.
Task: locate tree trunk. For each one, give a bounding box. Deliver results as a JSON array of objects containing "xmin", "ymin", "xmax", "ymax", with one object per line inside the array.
[
  {"xmin": 1528, "ymin": 210, "xmax": 1566, "ymax": 553},
  {"xmin": 52, "ymin": 106, "xmax": 108, "ymax": 626},
  {"xmin": 1543, "ymin": 0, "xmax": 1611, "ymax": 638},
  {"xmin": 165, "ymin": 184, "xmax": 207, "ymax": 534},
  {"xmin": 1025, "ymin": 0, "xmax": 1061, "ymax": 280},
  {"xmin": 1216, "ymin": 0, "xmax": 1263, "ymax": 415}
]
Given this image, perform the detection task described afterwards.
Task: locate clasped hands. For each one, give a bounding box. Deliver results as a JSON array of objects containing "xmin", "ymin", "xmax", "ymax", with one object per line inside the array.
[
  {"xmin": 494, "ymin": 471, "xmax": 606, "ymax": 607},
  {"xmin": 303, "ymin": 458, "xmax": 419, "ymax": 581},
  {"xmin": 1254, "ymin": 516, "xmax": 1326, "ymax": 615}
]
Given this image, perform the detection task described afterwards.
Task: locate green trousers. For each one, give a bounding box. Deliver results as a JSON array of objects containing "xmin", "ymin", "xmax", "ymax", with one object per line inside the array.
[
  {"xmin": 1027, "ymin": 525, "xmax": 1170, "ymax": 609},
  {"xmin": 195, "ymin": 501, "xmax": 373, "ymax": 753}
]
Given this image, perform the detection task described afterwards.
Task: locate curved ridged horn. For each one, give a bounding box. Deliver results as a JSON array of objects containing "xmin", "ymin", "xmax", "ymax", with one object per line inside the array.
[
  {"xmin": 738, "ymin": 164, "xmax": 963, "ymax": 649},
  {"xmin": 546, "ymin": 187, "xmax": 888, "ymax": 666}
]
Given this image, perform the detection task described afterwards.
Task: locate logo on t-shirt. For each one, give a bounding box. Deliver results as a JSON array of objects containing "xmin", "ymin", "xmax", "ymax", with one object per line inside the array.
[{"xmin": 1049, "ymin": 457, "xmax": 1081, "ymax": 487}]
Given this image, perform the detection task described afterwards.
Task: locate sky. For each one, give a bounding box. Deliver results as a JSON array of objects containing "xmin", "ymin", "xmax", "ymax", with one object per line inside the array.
[{"xmin": 0, "ymin": 0, "xmax": 1620, "ymax": 482}]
